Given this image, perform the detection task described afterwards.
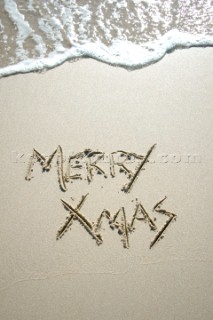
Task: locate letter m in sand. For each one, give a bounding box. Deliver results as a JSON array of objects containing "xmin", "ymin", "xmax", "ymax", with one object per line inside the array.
[{"xmin": 25, "ymin": 146, "xmax": 67, "ymax": 191}]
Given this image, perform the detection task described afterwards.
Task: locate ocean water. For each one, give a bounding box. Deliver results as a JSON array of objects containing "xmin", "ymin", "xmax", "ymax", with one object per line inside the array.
[{"xmin": 0, "ymin": 0, "xmax": 212, "ymax": 77}]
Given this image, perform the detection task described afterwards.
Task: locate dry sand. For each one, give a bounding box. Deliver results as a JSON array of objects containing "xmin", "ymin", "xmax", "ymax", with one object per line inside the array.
[{"xmin": 0, "ymin": 48, "xmax": 212, "ymax": 320}]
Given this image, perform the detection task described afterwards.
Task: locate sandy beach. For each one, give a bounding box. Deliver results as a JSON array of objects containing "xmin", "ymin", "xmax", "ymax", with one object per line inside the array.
[{"xmin": 0, "ymin": 48, "xmax": 213, "ymax": 319}]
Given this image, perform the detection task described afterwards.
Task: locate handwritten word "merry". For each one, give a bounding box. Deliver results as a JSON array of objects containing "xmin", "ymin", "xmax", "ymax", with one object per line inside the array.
[{"xmin": 25, "ymin": 145, "xmax": 156, "ymax": 193}]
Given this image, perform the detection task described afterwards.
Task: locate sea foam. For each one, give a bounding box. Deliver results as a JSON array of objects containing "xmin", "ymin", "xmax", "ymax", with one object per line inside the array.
[{"xmin": 0, "ymin": 0, "xmax": 212, "ymax": 77}]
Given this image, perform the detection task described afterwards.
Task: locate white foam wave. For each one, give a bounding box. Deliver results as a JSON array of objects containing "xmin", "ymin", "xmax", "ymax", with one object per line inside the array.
[{"xmin": 0, "ymin": 0, "xmax": 212, "ymax": 77}]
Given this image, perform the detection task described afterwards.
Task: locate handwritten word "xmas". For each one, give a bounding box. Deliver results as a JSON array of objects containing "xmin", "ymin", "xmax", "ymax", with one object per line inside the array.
[{"xmin": 58, "ymin": 194, "xmax": 176, "ymax": 249}]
